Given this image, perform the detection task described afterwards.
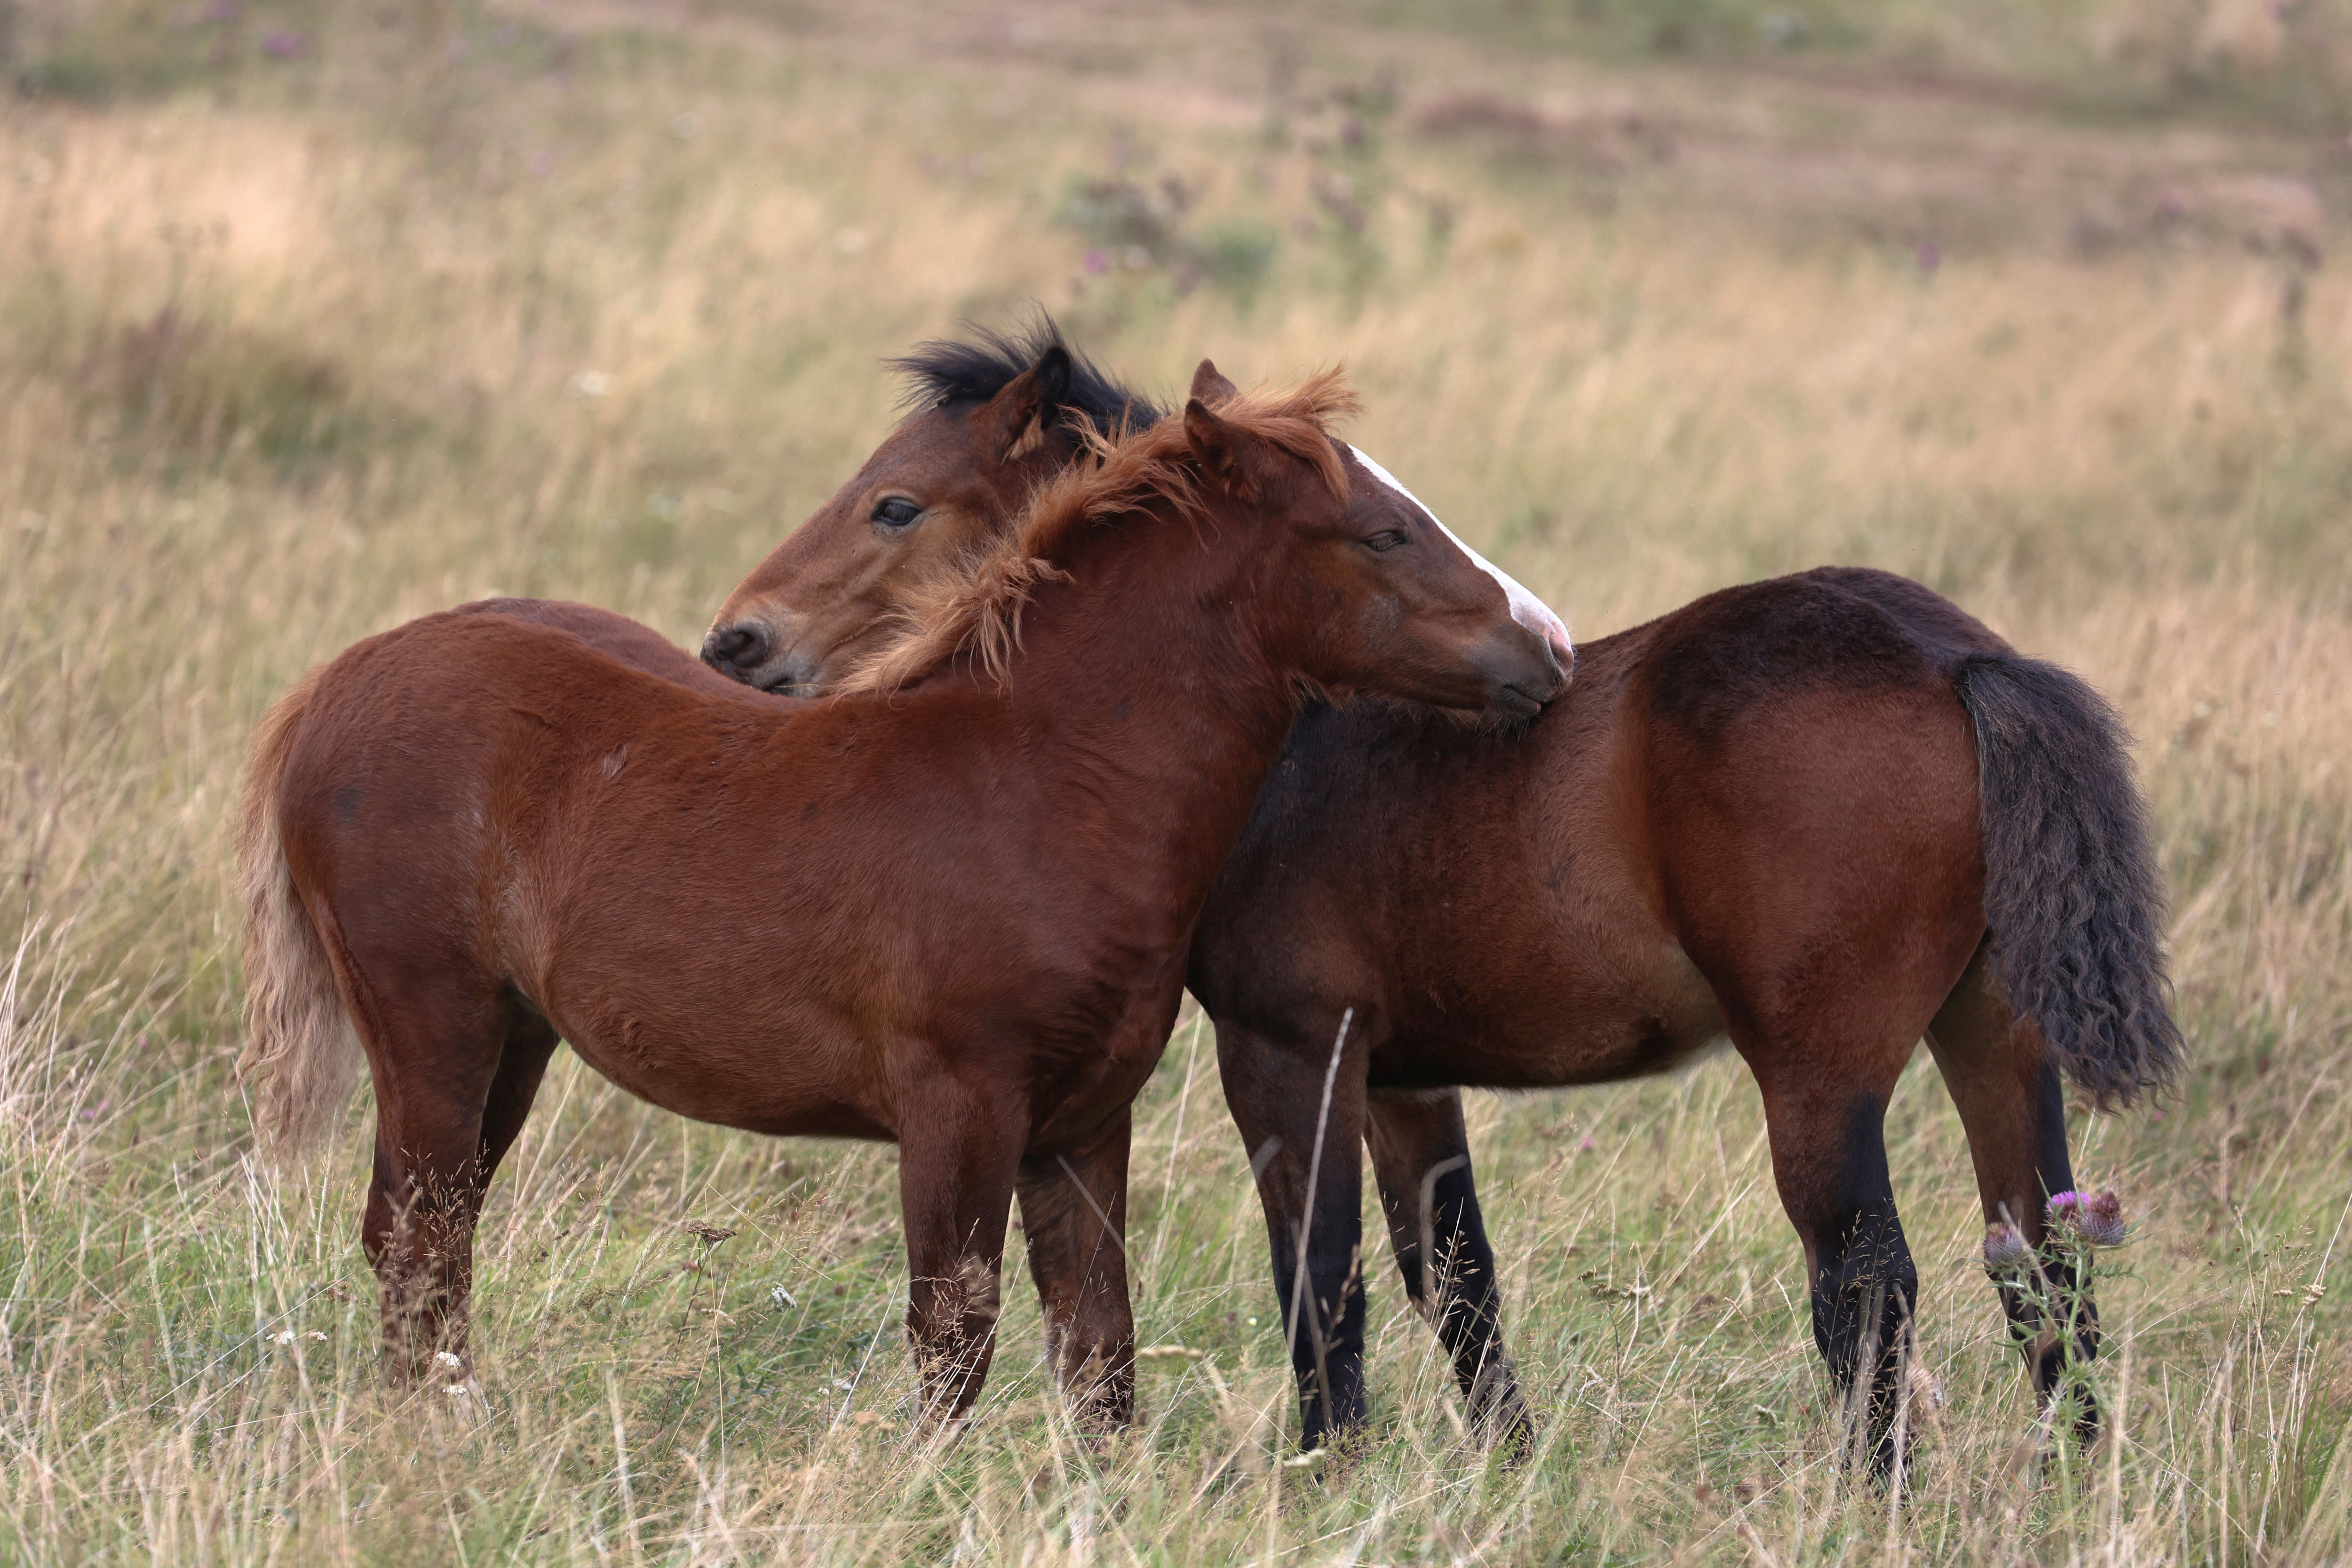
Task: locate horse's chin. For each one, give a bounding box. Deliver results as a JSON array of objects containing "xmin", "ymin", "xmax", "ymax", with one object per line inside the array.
[
  {"xmin": 1489, "ymin": 682, "xmax": 1550, "ymax": 727},
  {"xmin": 1287, "ymin": 685, "xmax": 1549, "ymax": 737}
]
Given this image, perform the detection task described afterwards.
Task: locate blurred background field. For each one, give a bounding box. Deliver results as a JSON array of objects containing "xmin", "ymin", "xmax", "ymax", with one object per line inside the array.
[{"xmin": 1, "ymin": 0, "xmax": 2349, "ymax": 1561}]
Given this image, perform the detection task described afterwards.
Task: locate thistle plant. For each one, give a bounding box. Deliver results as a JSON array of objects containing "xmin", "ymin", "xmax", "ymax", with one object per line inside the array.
[{"xmin": 1982, "ymin": 1190, "xmax": 2130, "ymax": 1451}]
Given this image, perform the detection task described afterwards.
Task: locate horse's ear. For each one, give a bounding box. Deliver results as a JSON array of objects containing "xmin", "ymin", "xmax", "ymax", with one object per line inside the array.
[
  {"xmin": 1189, "ymin": 358, "xmax": 1239, "ymax": 405},
  {"xmin": 980, "ymin": 343, "xmax": 1076, "ymax": 461},
  {"xmin": 1184, "ymin": 397, "xmax": 1260, "ymax": 496}
]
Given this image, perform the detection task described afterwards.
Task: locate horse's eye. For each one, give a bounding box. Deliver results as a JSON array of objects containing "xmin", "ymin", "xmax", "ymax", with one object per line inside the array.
[
  {"xmin": 1361, "ymin": 529, "xmax": 1408, "ymax": 552},
  {"xmin": 872, "ymin": 497, "xmax": 922, "ymax": 530}
]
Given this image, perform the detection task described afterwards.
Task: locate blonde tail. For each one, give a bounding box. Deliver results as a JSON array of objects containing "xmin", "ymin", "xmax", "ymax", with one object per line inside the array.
[{"xmin": 236, "ymin": 670, "xmax": 366, "ymax": 1158}]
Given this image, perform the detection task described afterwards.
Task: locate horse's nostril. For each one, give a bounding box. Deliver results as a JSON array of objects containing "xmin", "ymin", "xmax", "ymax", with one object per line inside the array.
[{"xmin": 704, "ymin": 624, "xmax": 767, "ymax": 673}]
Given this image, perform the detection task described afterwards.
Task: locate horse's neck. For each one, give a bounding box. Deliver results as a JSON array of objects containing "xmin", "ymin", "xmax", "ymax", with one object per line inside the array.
[{"xmin": 994, "ymin": 506, "xmax": 1302, "ymax": 890}]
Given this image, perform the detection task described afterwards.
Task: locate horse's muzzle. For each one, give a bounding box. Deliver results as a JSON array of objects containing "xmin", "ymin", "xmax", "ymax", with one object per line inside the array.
[{"xmin": 702, "ymin": 622, "xmax": 769, "ymax": 680}]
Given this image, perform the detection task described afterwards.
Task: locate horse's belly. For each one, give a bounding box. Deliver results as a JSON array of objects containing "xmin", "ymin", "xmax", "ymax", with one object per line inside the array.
[
  {"xmin": 1374, "ymin": 938, "xmax": 1724, "ymax": 1090},
  {"xmin": 550, "ymin": 1000, "xmax": 889, "ymax": 1140}
]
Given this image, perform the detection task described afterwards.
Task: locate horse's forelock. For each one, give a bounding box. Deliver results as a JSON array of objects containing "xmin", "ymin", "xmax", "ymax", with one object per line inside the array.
[{"xmin": 889, "ymin": 314, "xmax": 1164, "ymax": 435}]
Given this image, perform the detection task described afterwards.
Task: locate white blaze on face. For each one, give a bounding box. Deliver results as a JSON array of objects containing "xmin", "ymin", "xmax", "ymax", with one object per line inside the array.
[{"xmin": 1347, "ymin": 445, "xmax": 1573, "ymax": 661}]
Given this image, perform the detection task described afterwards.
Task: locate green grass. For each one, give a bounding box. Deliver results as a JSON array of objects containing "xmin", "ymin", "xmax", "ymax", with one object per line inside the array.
[{"xmin": 2, "ymin": 0, "xmax": 2349, "ymax": 1560}]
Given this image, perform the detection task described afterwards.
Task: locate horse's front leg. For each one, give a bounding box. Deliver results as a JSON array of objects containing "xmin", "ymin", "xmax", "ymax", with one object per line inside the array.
[
  {"xmin": 896, "ymin": 1081, "xmax": 1029, "ymax": 1424},
  {"xmin": 1366, "ymin": 1089, "xmax": 1533, "ymax": 1455},
  {"xmin": 1015, "ymin": 1107, "xmax": 1136, "ymax": 1433},
  {"xmin": 1216, "ymin": 1013, "xmax": 1371, "ymax": 1454}
]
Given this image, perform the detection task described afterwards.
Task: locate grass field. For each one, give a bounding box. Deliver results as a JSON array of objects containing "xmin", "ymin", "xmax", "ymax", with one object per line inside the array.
[{"xmin": 2, "ymin": 1, "xmax": 2350, "ymax": 1561}]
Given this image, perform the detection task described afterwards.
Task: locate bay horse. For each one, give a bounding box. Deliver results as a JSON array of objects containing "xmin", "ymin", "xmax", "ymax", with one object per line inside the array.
[
  {"xmin": 706, "ymin": 369, "xmax": 2180, "ymax": 1475},
  {"xmin": 238, "ymin": 366, "xmax": 1567, "ymax": 1428},
  {"xmin": 1191, "ymin": 555, "xmax": 2178, "ymax": 1474}
]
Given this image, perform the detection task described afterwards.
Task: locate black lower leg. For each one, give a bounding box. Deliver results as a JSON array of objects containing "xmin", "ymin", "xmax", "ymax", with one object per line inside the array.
[
  {"xmin": 1382, "ymin": 1148, "xmax": 1529, "ymax": 1449},
  {"xmin": 1271, "ymin": 1210, "xmax": 1367, "ymax": 1451},
  {"xmin": 2007, "ymin": 1060, "xmax": 2103, "ymax": 1445},
  {"xmin": 1805, "ymin": 1097, "xmax": 1920, "ymax": 1479},
  {"xmin": 1997, "ymin": 1266, "xmax": 2101, "ymax": 1448},
  {"xmin": 1812, "ymin": 1232, "xmax": 1918, "ymax": 1478}
]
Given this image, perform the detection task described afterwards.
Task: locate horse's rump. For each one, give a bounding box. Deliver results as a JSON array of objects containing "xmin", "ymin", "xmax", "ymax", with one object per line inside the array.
[{"xmin": 1639, "ymin": 566, "xmax": 2180, "ymax": 1104}]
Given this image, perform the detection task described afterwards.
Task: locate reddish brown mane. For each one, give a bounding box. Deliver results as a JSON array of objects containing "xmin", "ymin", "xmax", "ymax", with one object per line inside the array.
[{"xmin": 842, "ymin": 368, "xmax": 1360, "ymax": 695}]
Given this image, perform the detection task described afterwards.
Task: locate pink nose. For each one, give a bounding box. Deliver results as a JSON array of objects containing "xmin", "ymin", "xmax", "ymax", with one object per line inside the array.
[{"xmin": 1516, "ymin": 606, "xmax": 1573, "ymax": 674}]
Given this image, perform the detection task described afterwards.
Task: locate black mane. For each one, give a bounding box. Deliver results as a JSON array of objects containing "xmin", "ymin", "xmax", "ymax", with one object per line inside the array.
[{"xmin": 889, "ymin": 314, "xmax": 1163, "ymax": 434}]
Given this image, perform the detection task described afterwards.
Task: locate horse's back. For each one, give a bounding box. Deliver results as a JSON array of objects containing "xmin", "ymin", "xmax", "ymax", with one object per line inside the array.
[
  {"xmin": 1635, "ymin": 567, "xmax": 2002, "ymax": 748},
  {"xmin": 455, "ymin": 599, "xmax": 765, "ymax": 701},
  {"xmin": 280, "ymin": 604, "xmax": 767, "ymax": 821}
]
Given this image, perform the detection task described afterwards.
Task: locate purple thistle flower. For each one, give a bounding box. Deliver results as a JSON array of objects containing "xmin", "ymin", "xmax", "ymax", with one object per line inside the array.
[
  {"xmin": 1982, "ymin": 1222, "xmax": 2032, "ymax": 1272},
  {"xmin": 2049, "ymin": 1190, "xmax": 2128, "ymax": 1249},
  {"xmin": 2080, "ymin": 1191, "xmax": 2127, "ymax": 1248},
  {"xmin": 2047, "ymin": 1191, "xmax": 2083, "ymax": 1237},
  {"xmin": 1082, "ymin": 247, "xmax": 1111, "ymax": 275},
  {"xmin": 261, "ymin": 29, "xmax": 306, "ymax": 59}
]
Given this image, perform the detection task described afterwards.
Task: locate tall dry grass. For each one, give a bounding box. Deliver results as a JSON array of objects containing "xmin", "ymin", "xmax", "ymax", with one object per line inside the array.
[{"xmin": 0, "ymin": 2, "xmax": 2347, "ymax": 1561}]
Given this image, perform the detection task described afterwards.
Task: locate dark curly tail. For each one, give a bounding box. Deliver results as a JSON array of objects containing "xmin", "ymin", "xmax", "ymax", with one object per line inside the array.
[{"xmin": 1953, "ymin": 655, "xmax": 2183, "ymax": 1106}]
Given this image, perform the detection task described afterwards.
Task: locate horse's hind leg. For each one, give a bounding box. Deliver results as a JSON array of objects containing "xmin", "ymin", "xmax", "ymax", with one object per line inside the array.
[
  {"xmin": 1926, "ymin": 944, "xmax": 2100, "ymax": 1444},
  {"xmin": 475, "ymin": 999, "xmax": 560, "ymax": 1188},
  {"xmin": 1737, "ymin": 1029, "xmax": 1924, "ymax": 1480},
  {"xmin": 1014, "ymin": 1107, "xmax": 1136, "ymax": 1433},
  {"xmin": 355, "ymin": 972, "xmax": 543, "ymax": 1384},
  {"xmin": 1365, "ymin": 1090, "xmax": 1532, "ymax": 1454}
]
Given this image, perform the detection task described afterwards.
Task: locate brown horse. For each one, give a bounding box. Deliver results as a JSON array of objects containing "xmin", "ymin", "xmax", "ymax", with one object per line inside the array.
[
  {"xmin": 362, "ymin": 324, "xmax": 1186, "ymax": 1416},
  {"xmin": 238, "ymin": 366, "xmax": 1567, "ymax": 1427},
  {"xmin": 708, "ymin": 381, "xmax": 2179, "ymax": 1476},
  {"xmin": 1191, "ymin": 560, "xmax": 2178, "ymax": 1473}
]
